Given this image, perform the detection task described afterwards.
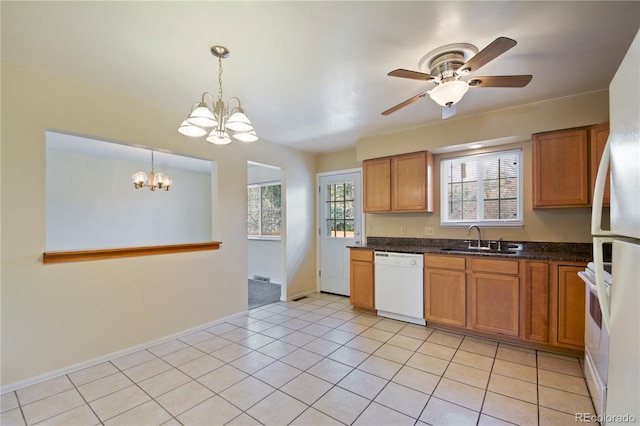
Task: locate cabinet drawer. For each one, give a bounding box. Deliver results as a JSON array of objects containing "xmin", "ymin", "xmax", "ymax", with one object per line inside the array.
[
  {"xmin": 351, "ymin": 249, "xmax": 373, "ymax": 262},
  {"xmin": 469, "ymin": 258, "xmax": 519, "ymax": 275},
  {"xmin": 425, "ymin": 255, "xmax": 465, "ymax": 270}
]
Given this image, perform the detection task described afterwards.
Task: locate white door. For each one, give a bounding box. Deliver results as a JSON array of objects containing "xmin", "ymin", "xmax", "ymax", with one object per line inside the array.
[{"xmin": 319, "ymin": 171, "xmax": 362, "ymax": 296}]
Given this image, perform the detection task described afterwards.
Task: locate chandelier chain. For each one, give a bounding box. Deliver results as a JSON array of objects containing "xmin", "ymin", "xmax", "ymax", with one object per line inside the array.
[{"xmin": 217, "ymin": 55, "xmax": 224, "ymax": 101}]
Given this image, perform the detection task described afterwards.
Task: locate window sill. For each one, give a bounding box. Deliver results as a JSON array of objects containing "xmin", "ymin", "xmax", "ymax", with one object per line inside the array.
[
  {"xmin": 248, "ymin": 236, "xmax": 281, "ymax": 242},
  {"xmin": 42, "ymin": 241, "xmax": 221, "ymax": 264}
]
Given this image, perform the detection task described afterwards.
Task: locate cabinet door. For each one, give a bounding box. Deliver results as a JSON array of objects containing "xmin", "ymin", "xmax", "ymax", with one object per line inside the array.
[
  {"xmin": 590, "ymin": 122, "xmax": 610, "ymax": 206},
  {"xmin": 350, "ymin": 260, "xmax": 374, "ymax": 309},
  {"xmin": 521, "ymin": 261, "xmax": 550, "ymax": 343},
  {"xmin": 470, "ymin": 272, "xmax": 519, "ymax": 336},
  {"xmin": 424, "ymin": 268, "xmax": 466, "ymax": 326},
  {"xmin": 363, "ymin": 158, "xmax": 391, "ymax": 212},
  {"xmin": 557, "ymin": 265, "xmax": 585, "ymax": 347},
  {"xmin": 391, "ymin": 152, "xmax": 432, "ymax": 212},
  {"xmin": 532, "ymin": 128, "xmax": 590, "ymax": 208}
]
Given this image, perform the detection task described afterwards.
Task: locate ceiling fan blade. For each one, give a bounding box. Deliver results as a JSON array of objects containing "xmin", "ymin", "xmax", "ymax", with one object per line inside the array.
[
  {"xmin": 459, "ymin": 37, "xmax": 517, "ymax": 74},
  {"xmin": 468, "ymin": 75, "xmax": 533, "ymax": 88},
  {"xmin": 388, "ymin": 69, "xmax": 436, "ymax": 81},
  {"xmin": 381, "ymin": 90, "xmax": 430, "ymax": 115}
]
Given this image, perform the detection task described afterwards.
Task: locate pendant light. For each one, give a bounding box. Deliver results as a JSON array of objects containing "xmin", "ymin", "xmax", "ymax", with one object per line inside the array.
[{"xmin": 178, "ymin": 45, "xmax": 258, "ymax": 144}]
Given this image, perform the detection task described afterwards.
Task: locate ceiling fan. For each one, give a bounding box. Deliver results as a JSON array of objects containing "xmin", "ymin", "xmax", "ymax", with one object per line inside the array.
[{"xmin": 382, "ymin": 37, "xmax": 532, "ymax": 119}]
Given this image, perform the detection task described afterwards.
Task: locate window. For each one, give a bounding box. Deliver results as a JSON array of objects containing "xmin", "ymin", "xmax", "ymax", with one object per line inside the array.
[
  {"xmin": 248, "ymin": 182, "xmax": 281, "ymax": 238},
  {"xmin": 325, "ymin": 181, "xmax": 355, "ymax": 238},
  {"xmin": 441, "ymin": 149, "xmax": 523, "ymax": 227}
]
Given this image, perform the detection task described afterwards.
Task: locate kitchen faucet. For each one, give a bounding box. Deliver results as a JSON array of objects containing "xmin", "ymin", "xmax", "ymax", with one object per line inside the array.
[{"xmin": 467, "ymin": 225, "xmax": 482, "ymax": 249}]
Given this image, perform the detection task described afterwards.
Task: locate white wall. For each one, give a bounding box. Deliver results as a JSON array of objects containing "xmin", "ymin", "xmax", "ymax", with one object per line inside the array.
[
  {"xmin": 0, "ymin": 60, "xmax": 318, "ymax": 387},
  {"xmin": 248, "ymin": 241, "xmax": 282, "ymax": 284},
  {"xmin": 46, "ymin": 144, "xmax": 212, "ymax": 250}
]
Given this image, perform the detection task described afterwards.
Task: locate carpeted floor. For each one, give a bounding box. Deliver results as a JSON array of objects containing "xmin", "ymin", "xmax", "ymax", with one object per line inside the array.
[{"xmin": 248, "ymin": 279, "xmax": 281, "ymax": 309}]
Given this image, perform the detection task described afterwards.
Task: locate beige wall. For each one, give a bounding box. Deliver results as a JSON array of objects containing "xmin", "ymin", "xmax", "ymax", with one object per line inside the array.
[
  {"xmin": 319, "ymin": 91, "xmax": 609, "ymax": 243},
  {"xmin": 0, "ymin": 61, "xmax": 317, "ymax": 387},
  {"xmin": 316, "ymin": 148, "xmax": 360, "ymax": 173},
  {"xmin": 365, "ymin": 140, "xmax": 596, "ymax": 243},
  {"xmin": 356, "ymin": 90, "xmax": 609, "ymax": 160}
]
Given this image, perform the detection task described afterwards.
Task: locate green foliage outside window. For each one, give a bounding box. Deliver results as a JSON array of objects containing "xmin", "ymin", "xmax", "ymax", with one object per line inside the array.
[{"xmin": 248, "ymin": 183, "xmax": 281, "ymax": 236}]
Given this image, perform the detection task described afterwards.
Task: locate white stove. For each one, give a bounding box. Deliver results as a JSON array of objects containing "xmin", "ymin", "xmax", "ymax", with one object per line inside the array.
[{"xmin": 578, "ymin": 262, "xmax": 612, "ymax": 417}]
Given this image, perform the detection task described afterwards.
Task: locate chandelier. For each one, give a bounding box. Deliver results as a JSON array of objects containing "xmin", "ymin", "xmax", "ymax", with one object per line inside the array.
[
  {"xmin": 131, "ymin": 150, "xmax": 172, "ymax": 191},
  {"xmin": 178, "ymin": 45, "xmax": 258, "ymax": 145}
]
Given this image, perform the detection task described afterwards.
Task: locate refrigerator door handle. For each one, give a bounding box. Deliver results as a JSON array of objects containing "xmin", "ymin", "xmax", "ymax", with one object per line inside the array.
[
  {"xmin": 593, "ymin": 236, "xmax": 613, "ymax": 332},
  {"xmin": 592, "ymin": 139, "xmax": 613, "ymax": 236}
]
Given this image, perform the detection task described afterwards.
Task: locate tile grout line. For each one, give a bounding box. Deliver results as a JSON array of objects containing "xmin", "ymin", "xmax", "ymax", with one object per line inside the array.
[
  {"xmin": 101, "ymin": 357, "xmax": 180, "ymax": 425},
  {"xmin": 5, "ymin": 295, "xmax": 593, "ymax": 425},
  {"xmin": 474, "ymin": 343, "xmax": 498, "ymax": 426},
  {"xmin": 65, "ymin": 371, "xmax": 106, "ymax": 426}
]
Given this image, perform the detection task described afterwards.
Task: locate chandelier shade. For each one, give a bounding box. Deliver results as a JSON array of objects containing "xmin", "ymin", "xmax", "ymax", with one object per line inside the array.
[
  {"xmin": 233, "ymin": 131, "xmax": 259, "ymax": 143},
  {"xmin": 187, "ymin": 103, "xmax": 218, "ymax": 128},
  {"xmin": 206, "ymin": 129, "xmax": 233, "ymax": 145},
  {"xmin": 226, "ymin": 109, "xmax": 254, "ymax": 132},
  {"xmin": 178, "ymin": 45, "xmax": 258, "ymax": 144},
  {"xmin": 178, "ymin": 120, "xmax": 208, "ymax": 137}
]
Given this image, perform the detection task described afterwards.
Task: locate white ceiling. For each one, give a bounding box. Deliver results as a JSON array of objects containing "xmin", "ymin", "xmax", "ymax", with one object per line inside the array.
[{"xmin": 2, "ymin": 1, "xmax": 639, "ymax": 154}]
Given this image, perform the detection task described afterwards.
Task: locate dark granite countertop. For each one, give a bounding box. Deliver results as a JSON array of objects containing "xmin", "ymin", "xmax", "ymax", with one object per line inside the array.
[{"xmin": 350, "ymin": 237, "xmax": 595, "ymax": 263}]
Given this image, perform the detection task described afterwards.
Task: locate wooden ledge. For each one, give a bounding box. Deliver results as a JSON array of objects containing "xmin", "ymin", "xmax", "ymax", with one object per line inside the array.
[{"xmin": 43, "ymin": 241, "xmax": 221, "ymax": 264}]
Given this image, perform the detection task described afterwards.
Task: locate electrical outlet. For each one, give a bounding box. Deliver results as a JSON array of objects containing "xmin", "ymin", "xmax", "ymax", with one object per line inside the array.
[
  {"xmin": 366, "ymin": 225, "xmax": 372, "ymax": 234},
  {"xmin": 424, "ymin": 226, "xmax": 434, "ymax": 236},
  {"xmin": 400, "ymin": 226, "xmax": 407, "ymax": 235}
]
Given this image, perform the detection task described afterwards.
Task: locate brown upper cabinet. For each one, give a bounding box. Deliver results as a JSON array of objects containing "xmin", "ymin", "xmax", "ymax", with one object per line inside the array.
[
  {"xmin": 363, "ymin": 151, "xmax": 434, "ymax": 213},
  {"xmin": 532, "ymin": 123, "xmax": 609, "ymax": 208},
  {"xmin": 363, "ymin": 157, "xmax": 392, "ymax": 212}
]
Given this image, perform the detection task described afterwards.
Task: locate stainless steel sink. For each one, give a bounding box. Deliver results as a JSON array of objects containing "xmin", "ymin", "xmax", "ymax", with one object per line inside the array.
[{"xmin": 439, "ymin": 244, "xmax": 522, "ymax": 256}]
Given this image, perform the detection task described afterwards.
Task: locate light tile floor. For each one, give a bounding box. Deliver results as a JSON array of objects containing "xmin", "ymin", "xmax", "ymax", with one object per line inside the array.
[{"xmin": 1, "ymin": 293, "xmax": 595, "ymax": 425}]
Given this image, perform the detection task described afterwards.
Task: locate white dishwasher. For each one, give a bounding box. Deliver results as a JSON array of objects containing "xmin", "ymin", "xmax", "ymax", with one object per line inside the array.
[{"xmin": 374, "ymin": 251, "xmax": 425, "ymax": 325}]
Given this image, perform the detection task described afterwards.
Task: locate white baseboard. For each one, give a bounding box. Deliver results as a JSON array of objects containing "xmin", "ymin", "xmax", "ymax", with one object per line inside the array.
[{"xmin": 1, "ymin": 310, "xmax": 249, "ymax": 394}]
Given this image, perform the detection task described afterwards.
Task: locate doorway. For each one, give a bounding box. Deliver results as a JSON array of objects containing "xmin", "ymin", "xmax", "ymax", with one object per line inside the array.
[
  {"xmin": 247, "ymin": 162, "xmax": 283, "ymax": 309},
  {"xmin": 318, "ymin": 169, "xmax": 363, "ymax": 296}
]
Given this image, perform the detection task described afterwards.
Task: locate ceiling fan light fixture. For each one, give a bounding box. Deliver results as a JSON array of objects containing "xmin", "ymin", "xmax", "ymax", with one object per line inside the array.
[{"xmin": 429, "ymin": 80, "xmax": 469, "ymax": 107}]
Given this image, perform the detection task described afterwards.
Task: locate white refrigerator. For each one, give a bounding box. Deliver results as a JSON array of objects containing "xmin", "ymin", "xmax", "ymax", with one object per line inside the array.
[{"xmin": 591, "ymin": 30, "xmax": 640, "ymax": 423}]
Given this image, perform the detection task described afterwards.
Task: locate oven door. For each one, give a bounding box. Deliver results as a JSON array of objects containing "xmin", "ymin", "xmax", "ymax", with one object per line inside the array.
[
  {"xmin": 579, "ymin": 270, "xmax": 610, "ymax": 418},
  {"xmin": 583, "ymin": 277, "xmax": 610, "ymax": 383}
]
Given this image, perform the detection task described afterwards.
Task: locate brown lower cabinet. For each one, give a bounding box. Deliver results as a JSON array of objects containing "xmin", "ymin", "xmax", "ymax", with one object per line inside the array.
[
  {"xmin": 349, "ymin": 248, "xmax": 375, "ymax": 310},
  {"xmin": 424, "ymin": 255, "xmax": 466, "ymax": 327},
  {"xmin": 349, "ymin": 249, "xmax": 586, "ymax": 352},
  {"xmin": 553, "ymin": 262, "xmax": 586, "ymax": 348},
  {"xmin": 469, "ymin": 272, "xmax": 520, "ymax": 337},
  {"xmin": 521, "ymin": 261, "xmax": 550, "ymax": 343},
  {"xmin": 423, "ymin": 254, "xmax": 586, "ymax": 352}
]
